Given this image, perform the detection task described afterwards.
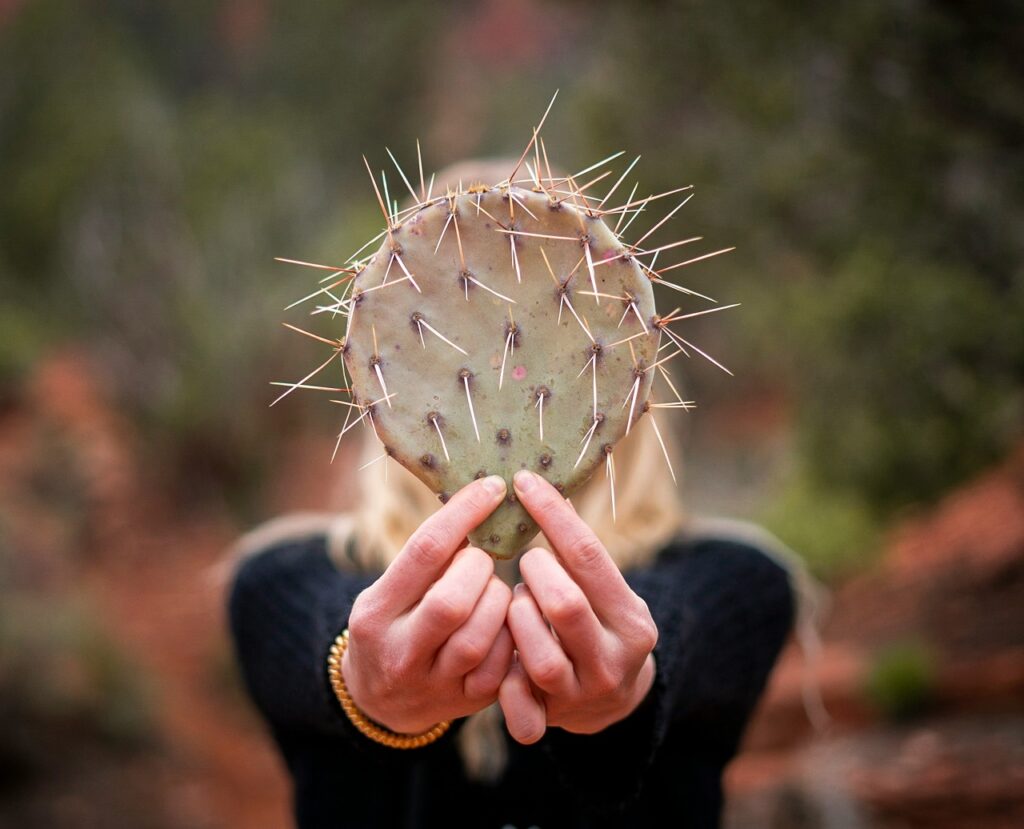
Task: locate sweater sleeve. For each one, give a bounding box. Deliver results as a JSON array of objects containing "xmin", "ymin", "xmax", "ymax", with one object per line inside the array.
[
  {"xmin": 225, "ymin": 533, "xmax": 466, "ymax": 761},
  {"xmin": 538, "ymin": 536, "xmax": 795, "ymax": 817}
]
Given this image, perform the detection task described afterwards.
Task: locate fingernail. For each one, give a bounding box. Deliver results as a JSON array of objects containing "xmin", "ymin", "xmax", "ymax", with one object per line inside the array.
[
  {"xmin": 513, "ymin": 583, "xmax": 526, "ymax": 596},
  {"xmin": 513, "ymin": 469, "xmax": 536, "ymax": 492},
  {"xmin": 482, "ymin": 475, "xmax": 507, "ymax": 499}
]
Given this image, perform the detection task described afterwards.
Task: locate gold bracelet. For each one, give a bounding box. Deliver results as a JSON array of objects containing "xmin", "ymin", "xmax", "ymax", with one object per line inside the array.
[{"xmin": 326, "ymin": 629, "xmax": 451, "ymax": 749}]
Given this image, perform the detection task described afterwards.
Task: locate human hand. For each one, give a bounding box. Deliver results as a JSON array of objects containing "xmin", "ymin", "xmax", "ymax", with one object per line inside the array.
[
  {"xmin": 499, "ymin": 470, "xmax": 658, "ymax": 744},
  {"xmin": 343, "ymin": 475, "xmax": 515, "ymax": 734}
]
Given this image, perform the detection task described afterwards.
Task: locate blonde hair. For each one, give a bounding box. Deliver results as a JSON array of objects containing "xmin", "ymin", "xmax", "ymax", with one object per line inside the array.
[{"xmin": 343, "ymin": 414, "xmax": 687, "ymax": 576}]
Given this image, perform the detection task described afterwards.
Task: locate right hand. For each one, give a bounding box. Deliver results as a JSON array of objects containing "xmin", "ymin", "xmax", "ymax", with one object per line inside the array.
[{"xmin": 342, "ymin": 475, "xmax": 514, "ymax": 734}]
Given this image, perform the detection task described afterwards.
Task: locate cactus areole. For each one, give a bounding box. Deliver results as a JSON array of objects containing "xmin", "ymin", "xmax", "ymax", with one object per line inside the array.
[{"xmin": 344, "ymin": 185, "xmax": 659, "ymax": 558}]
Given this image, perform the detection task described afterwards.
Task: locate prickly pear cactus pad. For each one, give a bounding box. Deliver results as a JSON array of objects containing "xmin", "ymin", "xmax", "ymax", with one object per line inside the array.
[{"xmin": 274, "ymin": 98, "xmax": 736, "ymax": 558}]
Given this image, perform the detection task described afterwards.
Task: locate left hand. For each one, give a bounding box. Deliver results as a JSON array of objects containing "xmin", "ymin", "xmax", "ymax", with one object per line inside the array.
[{"xmin": 498, "ymin": 469, "xmax": 659, "ymax": 745}]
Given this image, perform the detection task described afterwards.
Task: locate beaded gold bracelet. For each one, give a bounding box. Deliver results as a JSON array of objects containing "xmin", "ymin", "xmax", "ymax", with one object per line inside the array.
[{"xmin": 326, "ymin": 629, "xmax": 451, "ymax": 749}]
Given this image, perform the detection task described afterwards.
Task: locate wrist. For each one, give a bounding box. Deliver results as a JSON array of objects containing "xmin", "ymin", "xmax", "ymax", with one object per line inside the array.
[
  {"xmin": 329, "ymin": 630, "xmax": 451, "ymax": 748},
  {"xmin": 339, "ymin": 639, "xmax": 418, "ymax": 733}
]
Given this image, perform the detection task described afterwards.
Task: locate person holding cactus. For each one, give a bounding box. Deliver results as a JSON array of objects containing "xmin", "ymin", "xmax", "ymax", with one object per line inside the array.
[
  {"xmin": 225, "ymin": 154, "xmax": 803, "ymax": 827},
  {"xmin": 226, "ymin": 422, "xmax": 798, "ymax": 828}
]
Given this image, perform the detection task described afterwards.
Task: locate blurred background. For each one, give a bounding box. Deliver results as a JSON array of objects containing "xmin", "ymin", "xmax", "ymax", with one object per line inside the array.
[{"xmin": 1, "ymin": 1, "xmax": 1021, "ymax": 826}]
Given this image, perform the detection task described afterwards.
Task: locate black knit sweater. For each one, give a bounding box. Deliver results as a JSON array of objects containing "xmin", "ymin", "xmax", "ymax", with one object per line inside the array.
[{"xmin": 227, "ymin": 532, "xmax": 794, "ymax": 829}]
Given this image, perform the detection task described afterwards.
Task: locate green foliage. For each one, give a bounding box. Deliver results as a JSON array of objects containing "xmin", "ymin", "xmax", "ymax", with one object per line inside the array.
[
  {"xmin": 758, "ymin": 469, "xmax": 879, "ymax": 583},
  {"xmin": 0, "ymin": 295, "xmax": 56, "ymax": 397},
  {"xmin": 0, "ymin": 0, "xmax": 441, "ymax": 501},
  {"xmin": 0, "ymin": 594, "xmax": 159, "ymax": 749},
  {"xmin": 864, "ymin": 640, "xmax": 937, "ymax": 721},
  {"xmin": 784, "ymin": 249, "xmax": 1023, "ymax": 513}
]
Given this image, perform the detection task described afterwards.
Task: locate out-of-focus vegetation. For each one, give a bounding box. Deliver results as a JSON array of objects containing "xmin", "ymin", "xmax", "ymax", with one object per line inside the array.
[
  {"xmin": 0, "ymin": 594, "xmax": 158, "ymax": 773},
  {"xmin": 1, "ymin": 0, "xmax": 1021, "ymax": 542},
  {"xmin": 864, "ymin": 640, "xmax": 938, "ymax": 722}
]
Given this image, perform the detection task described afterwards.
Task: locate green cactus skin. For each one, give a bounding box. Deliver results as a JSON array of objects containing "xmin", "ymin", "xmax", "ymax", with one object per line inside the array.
[{"xmin": 343, "ymin": 185, "xmax": 660, "ymax": 558}]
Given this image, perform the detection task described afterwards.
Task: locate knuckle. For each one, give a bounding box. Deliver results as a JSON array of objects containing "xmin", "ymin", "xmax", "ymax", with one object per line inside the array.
[
  {"xmin": 639, "ymin": 620, "xmax": 659, "ymax": 652},
  {"xmin": 573, "ymin": 534, "xmax": 606, "ymax": 570},
  {"xmin": 347, "ymin": 596, "xmax": 379, "ymax": 641},
  {"xmin": 406, "ymin": 526, "xmax": 447, "ymax": 569},
  {"xmin": 546, "ymin": 590, "xmax": 589, "ymax": 627},
  {"xmin": 425, "ymin": 591, "xmax": 472, "ymax": 628},
  {"xmin": 449, "ymin": 636, "xmax": 489, "ymax": 671},
  {"xmin": 622, "ymin": 604, "xmax": 659, "ymax": 651},
  {"xmin": 532, "ymin": 655, "xmax": 568, "ymax": 687},
  {"xmin": 382, "ymin": 649, "xmax": 416, "ymax": 685},
  {"xmin": 590, "ymin": 666, "xmax": 620, "ymax": 697},
  {"xmin": 464, "ymin": 669, "xmax": 501, "ymax": 701}
]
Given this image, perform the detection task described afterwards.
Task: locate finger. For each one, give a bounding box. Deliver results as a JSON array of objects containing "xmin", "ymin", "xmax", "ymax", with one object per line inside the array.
[
  {"xmin": 464, "ymin": 624, "xmax": 514, "ymax": 701},
  {"xmin": 498, "ymin": 657, "xmax": 546, "ymax": 745},
  {"xmin": 519, "ymin": 547, "xmax": 608, "ymax": 675},
  {"xmin": 506, "ymin": 584, "xmax": 577, "ymax": 697},
  {"xmin": 368, "ymin": 475, "xmax": 506, "ymax": 617},
  {"xmin": 433, "ymin": 576, "xmax": 512, "ymax": 678},
  {"xmin": 513, "ymin": 469, "xmax": 637, "ymax": 624},
  {"xmin": 405, "ymin": 546, "xmax": 494, "ymax": 658}
]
